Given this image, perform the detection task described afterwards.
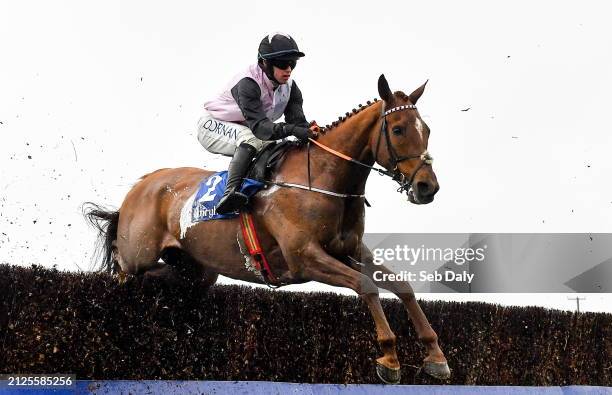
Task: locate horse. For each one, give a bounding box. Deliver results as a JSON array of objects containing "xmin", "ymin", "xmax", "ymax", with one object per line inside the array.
[{"xmin": 84, "ymin": 74, "xmax": 449, "ymax": 383}]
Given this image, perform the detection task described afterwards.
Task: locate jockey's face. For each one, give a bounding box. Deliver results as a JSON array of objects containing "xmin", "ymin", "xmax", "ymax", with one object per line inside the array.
[
  {"xmin": 271, "ymin": 61, "xmax": 295, "ymax": 84},
  {"xmin": 273, "ymin": 66, "xmax": 291, "ymax": 84}
]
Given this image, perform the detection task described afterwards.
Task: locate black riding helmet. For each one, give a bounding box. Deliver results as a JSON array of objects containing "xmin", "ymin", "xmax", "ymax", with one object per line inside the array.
[{"xmin": 257, "ymin": 33, "xmax": 305, "ymax": 83}]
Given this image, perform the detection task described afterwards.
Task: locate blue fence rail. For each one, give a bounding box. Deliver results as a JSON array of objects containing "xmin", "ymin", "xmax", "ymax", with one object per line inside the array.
[{"xmin": 1, "ymin": 381, "xmax": 610, "ymax": 394}]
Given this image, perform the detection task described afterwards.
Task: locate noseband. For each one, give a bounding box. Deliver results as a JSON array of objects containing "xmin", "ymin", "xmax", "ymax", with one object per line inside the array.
[{"xmin": 375, "ymin": 103, "xmax": 434, "ymax": 194}]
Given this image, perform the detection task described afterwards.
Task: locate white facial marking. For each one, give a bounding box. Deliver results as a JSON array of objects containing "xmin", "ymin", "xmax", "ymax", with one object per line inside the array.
[{"xmin": 414, "ymin": 117, "xmax": 424, "ymax": 142}]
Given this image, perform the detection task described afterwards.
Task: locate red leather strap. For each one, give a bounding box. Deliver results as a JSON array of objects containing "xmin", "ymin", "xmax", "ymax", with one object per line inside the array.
[{"xmin": 239, "ymin": 212, "xmax": 278, "ymax": 284}]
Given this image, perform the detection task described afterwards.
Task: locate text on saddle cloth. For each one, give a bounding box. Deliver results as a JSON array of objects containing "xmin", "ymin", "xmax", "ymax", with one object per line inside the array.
[{"xmin": 191, "ymin": 171, "xmax": 265, "ymax": 222}]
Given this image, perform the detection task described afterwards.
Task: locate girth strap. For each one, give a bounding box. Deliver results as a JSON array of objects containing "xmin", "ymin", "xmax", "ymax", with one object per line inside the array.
[{"xmin": 239, "ymin": 212, "xmax": 280, "ymax": 287}]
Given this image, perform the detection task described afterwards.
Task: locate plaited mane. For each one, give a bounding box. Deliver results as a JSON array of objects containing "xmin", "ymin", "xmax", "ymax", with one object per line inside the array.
[
  {"xmin": 320, "ymin": 98, "xmax": 379, "ymax": 134},
  {"xmin": 321, "ymin": 91, "xmax": 409, "ymax": 133}
]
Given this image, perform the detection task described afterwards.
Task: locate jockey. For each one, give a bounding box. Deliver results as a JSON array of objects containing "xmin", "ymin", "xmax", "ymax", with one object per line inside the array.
[{"xmin": 198, "ymin": 32, "xmax": 317, "ymax": 214}]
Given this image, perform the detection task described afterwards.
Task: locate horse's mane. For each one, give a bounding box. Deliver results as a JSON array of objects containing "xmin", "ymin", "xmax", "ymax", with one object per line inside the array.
[
  {"xmin": 321, "ymin": 91, "xmax": 408, "ymax": 133},
  {"xmin": 321, "ymin": 98, "xmax": 379, "ymax": 133}
]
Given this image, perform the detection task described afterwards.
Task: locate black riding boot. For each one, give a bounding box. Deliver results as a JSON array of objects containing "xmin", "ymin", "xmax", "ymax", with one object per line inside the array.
[{"xmin": 215, "ymin": 143, "xmax": 257, "ymax": 214}]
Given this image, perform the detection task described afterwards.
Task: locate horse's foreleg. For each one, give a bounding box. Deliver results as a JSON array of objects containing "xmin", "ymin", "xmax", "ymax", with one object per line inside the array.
[
  {"xmin": 287, "ymin": 242, "xmax": 401, "ymax": 383},
  {"xmin": 355, "ymin": 243, "xmax": 450, "ymax": 380}
]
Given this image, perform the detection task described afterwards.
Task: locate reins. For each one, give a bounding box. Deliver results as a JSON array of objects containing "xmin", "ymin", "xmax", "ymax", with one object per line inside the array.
[
  {"xmin": 265, "ymin": 139, "xmax": 370, "ymax": 199},
  {"xmin": 265, "ymin": 102, "xmax": 434, "ymax": 200},
  {"xmin": 308, "ymin": 138, "xmax": 394, "ymax": 177}
]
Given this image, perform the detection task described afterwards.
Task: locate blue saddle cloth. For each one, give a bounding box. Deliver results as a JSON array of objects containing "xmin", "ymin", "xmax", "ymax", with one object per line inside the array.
[{"xmin": 191, "ymin": 171, "xmax": 265, "ymax": 222}]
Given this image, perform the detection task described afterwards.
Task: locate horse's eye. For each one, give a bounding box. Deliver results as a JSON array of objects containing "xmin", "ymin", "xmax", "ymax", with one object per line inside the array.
[{"xmin": 392, "ymin": 127, "xmax": 404, "ymax": 135}]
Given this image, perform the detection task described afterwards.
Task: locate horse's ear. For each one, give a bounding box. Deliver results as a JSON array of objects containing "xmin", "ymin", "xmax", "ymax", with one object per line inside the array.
[
  {"xmin": 378, "ymin": 74, "xmax": 393, "ymax": 103},
  {"xmin": 408, "ymin": 80, "xmax": 428, "ymax": 104}
]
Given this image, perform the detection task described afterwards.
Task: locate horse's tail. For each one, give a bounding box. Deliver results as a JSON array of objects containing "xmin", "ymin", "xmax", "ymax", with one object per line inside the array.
[{"xmin": 82, "ymin": 202, "xmax": 120, "ymax": 273}]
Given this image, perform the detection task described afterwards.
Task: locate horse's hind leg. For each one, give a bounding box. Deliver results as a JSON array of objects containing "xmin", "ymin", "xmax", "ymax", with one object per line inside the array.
[
  {"xmin": 116, "ymin": 224, "xmax": 218, "ymax": 290},
  {"xmin": 117, "ymin": 248, "xmax": 187, "ymax": 289},
  {"xmin": 114, "ymin": 208, "xmax": 181, "ymax": 287},
  {"xmin": 161, "ymin": 247, "xmax": 219, "ymax": 291},
  {"xmin": 115, "ymin": 230, "xmax": 163, "ymax": 276}
]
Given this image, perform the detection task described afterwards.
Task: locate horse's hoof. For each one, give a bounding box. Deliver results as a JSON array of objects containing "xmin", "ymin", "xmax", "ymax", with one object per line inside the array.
[
  {"xmin": 423, "ymin": 360, "xmax": 451, "ymax": 380},
  {"xmin": 376, "ymin": 362, "xmax": 401, "ymax": 384}
]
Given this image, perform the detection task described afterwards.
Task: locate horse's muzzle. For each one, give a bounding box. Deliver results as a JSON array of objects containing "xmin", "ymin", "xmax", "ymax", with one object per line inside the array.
[{"xmin": 408, "ymin": 180, "xmax": 439, "ymax": 204}]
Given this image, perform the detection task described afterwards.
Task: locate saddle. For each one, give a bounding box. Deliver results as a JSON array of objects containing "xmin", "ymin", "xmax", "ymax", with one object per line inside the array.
[{"xmin": 246, "ymin": 140, "xmax": 300, "ymax": 182}]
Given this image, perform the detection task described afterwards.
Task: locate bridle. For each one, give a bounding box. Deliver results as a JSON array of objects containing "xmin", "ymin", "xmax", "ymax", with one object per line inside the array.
[
  {"xmin": 307, "ymin": 101, "xmax": 434, "ymax": 196},
  {"xmin": 374, "ymin": 102, "xmax": 434, "ymax": 194},
  {"xmin": 267, "ymin": 101, "xmax": 434, "ymax": 200}
]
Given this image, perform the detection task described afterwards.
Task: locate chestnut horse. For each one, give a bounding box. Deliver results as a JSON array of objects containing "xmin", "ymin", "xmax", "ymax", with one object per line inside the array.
[{"xmin": 84, "ymin": 75, "xmax": 449, "ymax": 383}]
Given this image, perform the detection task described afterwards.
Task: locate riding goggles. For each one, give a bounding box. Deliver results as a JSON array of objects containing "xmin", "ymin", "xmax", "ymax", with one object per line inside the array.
[{"xmin": 271, "ymin": 58, "xmax": 297, "ymax": 70}]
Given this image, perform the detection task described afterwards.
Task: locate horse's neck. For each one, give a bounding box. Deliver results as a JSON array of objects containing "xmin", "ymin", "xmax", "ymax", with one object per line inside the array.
[
  {"xmin": 307, "ymin": 103, "xmax": 382, "ymax": 193},
  {"xmin": 319, "ymin": 103, "xmax": 381, "ymax": 162}
]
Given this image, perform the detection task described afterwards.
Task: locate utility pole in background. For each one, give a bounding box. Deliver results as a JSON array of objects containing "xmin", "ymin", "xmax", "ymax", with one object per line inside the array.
[{"xmin": 567, "ymin": 296, "xmax": 586, "ymax": 313}]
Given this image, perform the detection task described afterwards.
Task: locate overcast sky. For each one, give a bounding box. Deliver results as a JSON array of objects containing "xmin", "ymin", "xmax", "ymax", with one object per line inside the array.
[{"xmin": 1, "ymin": 0, "xmax": 611, "ymax": 312}]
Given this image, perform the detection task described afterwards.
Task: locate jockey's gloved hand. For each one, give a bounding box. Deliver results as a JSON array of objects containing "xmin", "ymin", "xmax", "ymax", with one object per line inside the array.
[
  {"xmin": 284, "ymin": 124, "xmax": 311, "ymax": 143},
  {"xmin": 308, "ymin": 121, "xmax": 320, "ymax": 139},
  {"xmin": 309, "ymin": 120, "xmax": 321, "ymax": 133}
]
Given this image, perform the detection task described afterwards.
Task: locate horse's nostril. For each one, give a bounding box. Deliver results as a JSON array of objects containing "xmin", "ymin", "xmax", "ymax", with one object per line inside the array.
[{"xmin": 416, "ymin": 181, "xmax": 433, "ymax": 196}]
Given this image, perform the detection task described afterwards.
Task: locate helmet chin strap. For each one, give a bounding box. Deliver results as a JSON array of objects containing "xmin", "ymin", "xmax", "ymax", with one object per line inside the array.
[{"xmin": 259, "ymin": 60, "xmax": 280, "ymax": 85}]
